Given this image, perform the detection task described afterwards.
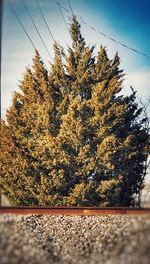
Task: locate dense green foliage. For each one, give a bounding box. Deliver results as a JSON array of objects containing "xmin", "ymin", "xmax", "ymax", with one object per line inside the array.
[{"xmin": 0, "ymin": 17, "xmax": 149, "ymax": 206}]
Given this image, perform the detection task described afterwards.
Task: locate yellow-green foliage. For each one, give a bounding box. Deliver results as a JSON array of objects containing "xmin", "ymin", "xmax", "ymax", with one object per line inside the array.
[{"xmin": 0, "ymin": 17, "xmax": 149, "ymax": 206}]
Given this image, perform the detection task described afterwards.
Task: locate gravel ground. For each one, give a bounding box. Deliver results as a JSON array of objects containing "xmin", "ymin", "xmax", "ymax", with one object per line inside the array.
[{"xmin": 0, "ymin": 214, "xmax": 150, "ymax": 264}]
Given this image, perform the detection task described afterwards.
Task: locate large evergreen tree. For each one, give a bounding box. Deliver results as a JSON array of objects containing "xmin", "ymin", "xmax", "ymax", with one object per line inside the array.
[{"xmin": 0, "ymin": 17, "xmax": 149, "ymax": 206}]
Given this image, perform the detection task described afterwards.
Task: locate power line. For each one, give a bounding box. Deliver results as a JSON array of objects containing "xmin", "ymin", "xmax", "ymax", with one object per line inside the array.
[
  {"xmin": 68, "ymin": 0, "xmax": 74, "ymax": 17},
  {"xmin": 22, "ymin": 0, "xmax": 53, "ymax": 61},
  {"xmin": 83, "ymin": 20, "xmax": 149, "ymax": 58},
  {"xmin": 58, "ymin": 3, "xmax": 150, "ymax": 59},
  {"xmin": 57, "ymin": 1, "xmax": 69, "ymax": 32},
  {"xmin": 7, "ymin": 1, "xmax": 48, "ymax": 71},
  {"xmin": 8, "ymin": 1, "xmax": 37, "ymax": 51},
  {"xmin": 35, "ymin": 0, "xmax": 55, "ymax": 43},
  {"xmin": 59, "ymin": 4, "xmax": 69, "ymax": 14}
]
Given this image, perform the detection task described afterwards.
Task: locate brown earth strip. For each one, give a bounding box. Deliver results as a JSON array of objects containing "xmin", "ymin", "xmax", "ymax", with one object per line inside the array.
[{"xmin": 0, "ymin": 206, "xmax": 150, "ymax": 215}]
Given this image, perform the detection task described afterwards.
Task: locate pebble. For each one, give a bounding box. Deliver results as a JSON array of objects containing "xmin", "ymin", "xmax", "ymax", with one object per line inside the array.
[{"xmin": 0, "ymin": 214, "xmax": 150, "ymax": 264}]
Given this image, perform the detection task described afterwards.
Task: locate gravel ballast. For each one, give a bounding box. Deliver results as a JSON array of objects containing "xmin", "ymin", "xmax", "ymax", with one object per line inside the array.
[{"xmin": 0, "ymin": 214, "xmax": 150, "ymax": 264}]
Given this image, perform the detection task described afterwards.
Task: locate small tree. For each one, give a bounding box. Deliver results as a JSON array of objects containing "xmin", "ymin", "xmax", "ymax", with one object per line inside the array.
[
  {"xmin": 135, "ymin": 98, "xmax": 150, "ymax": 206},
  {"xmin": 0, "ymin": 17, "xmax": 149, "ymax": 206}
]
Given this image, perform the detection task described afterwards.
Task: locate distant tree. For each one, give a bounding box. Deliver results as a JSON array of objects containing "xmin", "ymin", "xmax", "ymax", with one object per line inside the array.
[
  {"xmin": 0, "ymin": 17, "xmax": 149, "ymax": 206},
  {"xmin": 135, "ymin": 98, "xmax": 150, "ymax": 206}
]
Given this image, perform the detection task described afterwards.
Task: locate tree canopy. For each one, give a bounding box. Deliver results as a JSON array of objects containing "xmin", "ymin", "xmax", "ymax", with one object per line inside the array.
[{"xmin": 0, "ymin": 17, "xmax": 149, "ymax": 206}]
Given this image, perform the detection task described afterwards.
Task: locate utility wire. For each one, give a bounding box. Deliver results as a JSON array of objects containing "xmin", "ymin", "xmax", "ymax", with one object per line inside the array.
[
  {"xmin": 8, "ymin": 1, "xmax": 37, "ymax": 50},
  {"xmin": 82, "ymin": 20, "xmax": 149, "ymax": 58},
  {"xmin": 7, "ymin": 0, "xmax": 48, "ymax": 71},
  {"xmin": 35, "ymin": 0, "xmax": 55, "ymax": 43},
  {"xmin": 68, "ymin": 0, "xmax": 74, "ymax": 16},
  {"xmin": 57, "ymin": 1, "xmax": 69, "ymax": 32},
  {"xmin": 22, "ymin": 0, "xmax": 53, "ymax": 61},
  {"xmin": 58, "ymin": 3, "xmax": 150, "ymax": 59}
]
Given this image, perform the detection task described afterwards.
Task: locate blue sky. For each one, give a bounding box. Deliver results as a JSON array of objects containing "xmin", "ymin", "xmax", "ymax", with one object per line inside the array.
[
  {"xmin": 1, "ymin": 0, "xmax": 150, "ymax": 182},
  {"xmin": 2, "ymin": 0, "xmax": 150, "ymax": 118}
]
